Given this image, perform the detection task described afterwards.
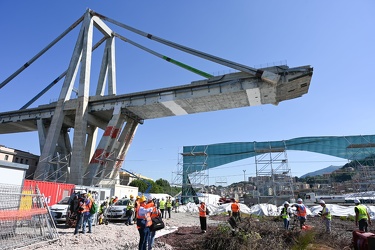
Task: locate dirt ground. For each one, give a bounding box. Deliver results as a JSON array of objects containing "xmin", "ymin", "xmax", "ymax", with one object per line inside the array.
[
  {"xmin": 28, "ymin": 212, "xmax": 369, "ymax": 250},
  {"xmin": 28, "ymin": 211, "xmax": 216, "ymax": 250},
  {"xmin": 157, "ymin": 215, "xmax": 362, "ymax": 250}
]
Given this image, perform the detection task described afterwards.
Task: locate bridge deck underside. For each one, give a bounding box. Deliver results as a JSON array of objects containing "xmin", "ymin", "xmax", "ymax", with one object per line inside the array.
[{"xmin": 0, "ymin": 66, "xmax": 313, "ymax": 134}]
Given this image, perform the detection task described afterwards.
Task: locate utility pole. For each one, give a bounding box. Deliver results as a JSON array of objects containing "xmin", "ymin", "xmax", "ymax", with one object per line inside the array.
[{"xmin": 243, "ymin": 170, "xmax": 246, "ymax": 182}]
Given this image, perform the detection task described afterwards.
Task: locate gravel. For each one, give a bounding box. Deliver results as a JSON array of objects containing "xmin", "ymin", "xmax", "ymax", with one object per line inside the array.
[{"xmin": 28, "ymin": 211, "xmax": 219, "ymax": 250}]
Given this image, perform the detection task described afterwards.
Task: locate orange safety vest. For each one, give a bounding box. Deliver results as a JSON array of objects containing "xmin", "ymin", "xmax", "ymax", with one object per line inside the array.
[
  {"xmin": 81, "ymin": 198, "xmax": 91, "ymax": 213},
  {"xmin": 199, "ymin": 204, "xmax": 206, "ymax": 217},
  {"xmin": 136, "ymin": 203, "xmax": 145, "ymax": 219},
  {"xmin": 136, "ymin": 203, "xmax": 152, "ymax": 229},
  {"xmin": 145, "ymin": 201, "xmax": 153, "ymax": 209},
  {"xmin": 231, "ymin": 203, "xmax": 240, "ymax": 212},
  {"xmin": 296, "ymin": 204, "xmax": 307, "ymax": 217},
  {"xmin": 150, "ymin": 206, "xmax": 160, "ymax": 218},
  {"xmin": 146, "ymin": 202, "xmax": 160, "ymax": 218}
]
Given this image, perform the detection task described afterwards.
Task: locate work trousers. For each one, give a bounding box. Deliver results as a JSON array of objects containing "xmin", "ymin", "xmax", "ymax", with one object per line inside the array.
[
  {"xmin": 82, "ymin": 213, "xmax": 93, "ymax": 233},
  {"xmin": 200, "ymin": 216, "xmax": 207, "ymax": 231},
  {"xmin": 232, "ymin": 211, "xmax": 241, "ymax": 222},
  {"xmin": 283, "ymin": 218, "xmax": 290, "ymax": 230},
  {"xmin": 359, "ymin": 219, "xmax": 369, "ymax": 232},
  {"xmin": 126, "ymin": 210, "xmax": 134, "ymax": 225},
  {"xmin": 138, "ymin": 226, "xmax": 150, "ymax": 250},
  {"xmin": 166, "ymin": 207, "xmax": 171, "ymax": 218},
  {"xmin": 148, "ymin": 230, "xmax": 156, "ymax": 250},
  {"xmin": 323, "ymin": 218, "xmax": 331, "ymax": 233},
  {"xmin": 299, "ymin": 217, "xmax": 306, "ymax": 229},
  {"xmin": 74, "ymin": 213, "xmax": 83, "ymax": 234}
]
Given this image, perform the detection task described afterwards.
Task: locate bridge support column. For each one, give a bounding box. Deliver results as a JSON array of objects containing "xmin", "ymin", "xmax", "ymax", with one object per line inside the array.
[
  {"xmin": 109, "ymin": 117, "xmax": 139, "ymax": 180},
  {"xmin": 83, "ymin": 104, "xmax": 126, "ymax": 186}
]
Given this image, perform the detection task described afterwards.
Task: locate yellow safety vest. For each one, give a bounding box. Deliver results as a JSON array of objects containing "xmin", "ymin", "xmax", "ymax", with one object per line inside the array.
[
  {"xmin": 166, "ymin": 200, "xmax": 172, "ymax": 208},
  {"xmin": 356, "ymin": 205, "xmax": 368, "ymax": 221},
  {"xmin": 127, "ymin": 200, "xmax": 135, "ymax": 210},
  {"xmin": 322, "ymin": 206, "xmax": 331, "ymax": 220},
  {"xmin": 159, "ymin": 200, "xmax": 165, "ymax": 209},
  {"xmin": 281, "ymin": 207, "xmax": 289, "ymax": 219}
]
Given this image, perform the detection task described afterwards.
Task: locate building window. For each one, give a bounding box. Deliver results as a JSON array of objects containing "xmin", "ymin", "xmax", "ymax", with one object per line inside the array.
[
  {"xmin": 4, "ymin": 155, "xmax": 9, "ymax": 161},
  {"xmin": 20, "ymin": 159, "xmax": 24, "ymax": 164},
  {"xmin": 26, "ymin": 159, "xmax": 29, "ymax": 164},
  {"xmin": 15, "ymin": 157, "xmax": 19, "ymax": 163}
]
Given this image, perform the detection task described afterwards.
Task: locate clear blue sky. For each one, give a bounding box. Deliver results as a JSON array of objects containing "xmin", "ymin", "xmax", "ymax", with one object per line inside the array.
[{"xmin": 1, "ymin": 1, "xmax": 374, "ymax": 186}]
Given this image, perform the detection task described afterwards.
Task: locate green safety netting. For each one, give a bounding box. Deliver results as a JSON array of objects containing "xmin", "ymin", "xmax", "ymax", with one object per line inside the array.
[{"xmin": 181, "ymin": 135, "xmax": 375, "ymax": 202}]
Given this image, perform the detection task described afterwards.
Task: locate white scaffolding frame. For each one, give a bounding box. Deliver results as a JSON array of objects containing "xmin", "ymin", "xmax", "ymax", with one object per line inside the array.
[
  {"xmin": 172, "ymin": 146, "xmax": 209, "ymax": 202},
  {"xmin": 254, "ymin": 142, "xmax": 294, "ymax": 205},
  {"xmin": 345, "ymin": 136, "xmax": 375, "ymax": 192}
]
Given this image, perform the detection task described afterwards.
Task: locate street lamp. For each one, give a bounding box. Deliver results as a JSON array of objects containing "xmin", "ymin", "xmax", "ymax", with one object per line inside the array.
[{"xmin": 243, "ymin": 170, "xmax": 246, "ymax": 182}]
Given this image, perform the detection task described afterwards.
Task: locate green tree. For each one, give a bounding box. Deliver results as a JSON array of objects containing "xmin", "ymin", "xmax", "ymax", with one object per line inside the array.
[
  {"xmin": 129, "ymin": 179, "xmax": 148, "ymax": 193},
  {"xmin": 331, "ymin": 173, "xmax": 352, "ymax": 182},
  {"xmin": 150, "ymin": 181, "xmax": 163, "ymax": 193},
  {"xmin": 155, "ymin": 178, "xmax": 171, "ymax": 193},
  {"xmin": 130, "ymin": 178, "xmax": 181, "ymax": 195},
  {"xmin": 169, "ymin": 186, "xmax": 182, "ymax": 197},
  {"xmin": 129, "ymin": 179, "xmax": 164, "ymax": 194}
]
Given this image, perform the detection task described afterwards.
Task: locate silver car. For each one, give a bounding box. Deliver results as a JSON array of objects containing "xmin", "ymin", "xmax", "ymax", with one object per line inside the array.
[{"xmin": 105, "ymin": 199, "xmax": 130, "ymax": 221}]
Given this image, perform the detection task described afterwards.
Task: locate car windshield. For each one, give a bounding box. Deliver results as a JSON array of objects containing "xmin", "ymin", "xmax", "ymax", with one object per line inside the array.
[
  {"xmin": 58, "ymin": 196, "xmax": 70, "ymax": 204},
  {"xmin": 115, "ymin": 199, "xmax": 129, "ymax": 206}
]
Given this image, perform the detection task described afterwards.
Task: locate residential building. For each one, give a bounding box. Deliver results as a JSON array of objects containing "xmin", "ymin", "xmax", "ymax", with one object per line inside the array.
[{"xmin": 0, "ymin": 145, "xmax": 39, "ymax": 179}]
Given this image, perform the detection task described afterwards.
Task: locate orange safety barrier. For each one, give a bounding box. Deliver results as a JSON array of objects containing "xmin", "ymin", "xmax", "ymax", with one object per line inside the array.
[{"xmin": 0, "ymin": 208, "xmax": 48, "ymax": 221}]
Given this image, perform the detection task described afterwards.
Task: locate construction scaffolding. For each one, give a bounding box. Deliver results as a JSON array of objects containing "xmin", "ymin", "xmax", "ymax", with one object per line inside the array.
[
  {"xmin": 36, "ymin": 153, "xmax": 71, "ymax": 183},
  {"xmin": 254, "ymin": 142, "xmax": 294, "ymax": 205},
  {"xmin": 344, "ymin": 135, "xmax": 375, "ymax": 193},
  {"xmin": 172, "ymin": 146, "xmax": 209, "ymax": 204},
  {"xmin": 0, "ymin": 183, "xmax": 59, "ymax": 250}
]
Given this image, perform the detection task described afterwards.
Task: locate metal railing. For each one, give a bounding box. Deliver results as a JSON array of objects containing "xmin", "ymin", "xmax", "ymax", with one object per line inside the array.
[{"xmin": 0, "ymin": 183, "xmax": 59, "ymax": 250}]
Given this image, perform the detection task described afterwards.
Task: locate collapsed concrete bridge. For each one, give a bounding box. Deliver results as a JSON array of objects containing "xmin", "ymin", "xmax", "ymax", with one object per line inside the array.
[{"xmin": 0, "ymin": 9, "xmax": 313, "ymax": 186}]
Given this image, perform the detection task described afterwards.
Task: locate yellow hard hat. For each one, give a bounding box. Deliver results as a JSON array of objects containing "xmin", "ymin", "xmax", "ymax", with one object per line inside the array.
[
  {"xmin": 136, "ymin": 195, "xmax": 140, "ymax": 199},
  {"xmin": 140, "ymin": 196, "xmax": 146, "ymax": 202},
  {"xmin": 130, "ymin": 195, "xmax": 134, "ymax": 199}
]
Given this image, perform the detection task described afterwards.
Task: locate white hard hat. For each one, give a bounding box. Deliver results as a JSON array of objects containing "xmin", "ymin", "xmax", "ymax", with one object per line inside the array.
[
  {"xmin": 283, "ymin": 201, "xmax": 290, "ymax": 205},
  {"xmin": 354, "ymin": 198, "xmax": 360, "ymax": 204},
  {"xmin": 319, "ymin": 200, "xmax": 325, "ymax": 204},
  {"xmin": 81, "ymin": 190, "xmax": 87, "ymax": 194},
  {"xmin": 297, "ymin": 198, "xmax": 303, "ymax": 202}
]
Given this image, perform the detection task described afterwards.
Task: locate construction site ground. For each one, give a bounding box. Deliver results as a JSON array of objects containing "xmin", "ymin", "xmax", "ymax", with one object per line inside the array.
[
  {"xmin": 28, "ymin": 211, "xmax": 360, "ymax": 250},
  {"xmin": 158, "ymin": 214, "xmax": 356, "ymax": 250}
]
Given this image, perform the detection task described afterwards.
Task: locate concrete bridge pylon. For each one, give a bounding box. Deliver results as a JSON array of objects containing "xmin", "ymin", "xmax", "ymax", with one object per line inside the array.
[{"xmin": 34, "ymin": 9, "xmax": 129, "ymax": 185}]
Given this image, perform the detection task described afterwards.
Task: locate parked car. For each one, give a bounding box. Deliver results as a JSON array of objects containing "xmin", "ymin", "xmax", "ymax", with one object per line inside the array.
[
  {"xmin": 105, "ymin": 199, "xmax": 130, "ymax": 221},
  {"xmin": 50, "ymin": 196, "xmax": 70, "ymax": 223}
]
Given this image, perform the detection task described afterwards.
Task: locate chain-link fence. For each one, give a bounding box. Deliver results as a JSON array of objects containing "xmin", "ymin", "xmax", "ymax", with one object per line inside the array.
[{"xmin": 0, "ymin": 183, "xmax": 59, "ymax": 250}]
